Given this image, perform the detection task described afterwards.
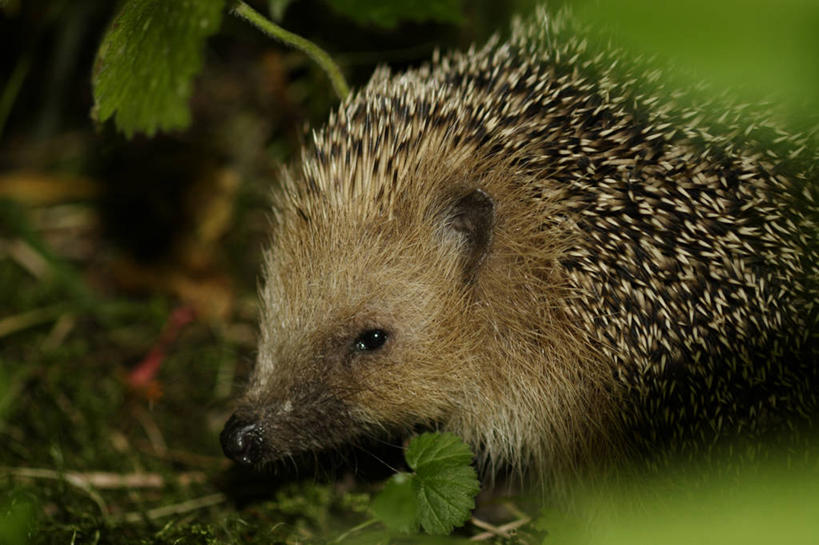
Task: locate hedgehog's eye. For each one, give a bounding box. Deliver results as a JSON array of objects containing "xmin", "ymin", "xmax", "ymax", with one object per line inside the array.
[{"xmin": 353, "ymin": 329, "xmax": 388, "ymax": 352}]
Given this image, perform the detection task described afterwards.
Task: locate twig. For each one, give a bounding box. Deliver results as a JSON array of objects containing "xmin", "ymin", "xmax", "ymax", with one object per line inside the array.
[
  {"xmin": 128, "ymin": 306, "xmax": 195, "ymax": 390},
  {"xmin": 470, "ymin": 516, "xmax": 502, "ymax": 538},
  {"xmin": 469, "ymin": 514, "xmax": 532, "ymax": 541},
  {"xmin": 120, "ymin": 493, "xmax": 226, "ymax": 523},
  {"xmin": 133, "ymin": 439, "xmax": 230, "ymax": 469},
  {"xmin": 502, "ymin": 499, "xmax": 530, "ymax": 520},
  {"xmin": 2, "ymin": 466, "xmax": 216, "ymax": 525},
  {"xmin": 5, "ymin": 238, "xmax": 51, "ymax": 279},
  {"xmin": 1, "ymin": 467, "xmax": 108, "ymax": 517},
  {"xmin": 1, "ymin": 466, "xmax": 206, "ymax": 489},
  {"xmin": 230, "ymin": 0, "xmax": 349, "ymax": 100},
  {"xmin": 330, "ymin": 518, "xmax": 379, "ymax": 543},
  {"xmin": 3, "ymin": 467, "xmax": 151, "ymax": 489},
  {"xmin": 0, "ymin": 49, "xmax": 31, "ymax": 138},
  {"xmin": 133, "ymin": 405, "xmax": 168, "ymax": 457},
  {"xmin": 44, "ymin": 313, "xmax": 76, "ymax": 349},
  {"xmin": 0, "ymin": 305, "xmax": 64, "ymax": 338}
]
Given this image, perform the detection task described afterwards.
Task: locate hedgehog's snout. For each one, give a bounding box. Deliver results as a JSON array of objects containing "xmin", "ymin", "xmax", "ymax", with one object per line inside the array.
[{"xmin": 220, "ymin": 413, "xmax": 265, "ymax": 466}]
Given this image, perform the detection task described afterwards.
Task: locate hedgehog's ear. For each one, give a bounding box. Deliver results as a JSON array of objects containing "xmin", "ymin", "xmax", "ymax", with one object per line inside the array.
[{"xmin": 444, "ymin": 189, "xmax": 495, "ymax": 281}]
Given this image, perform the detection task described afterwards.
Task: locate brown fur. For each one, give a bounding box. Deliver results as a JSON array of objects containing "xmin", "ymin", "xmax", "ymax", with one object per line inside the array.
[{"xmin": 253, "ymin": 143, "xmax": 618, "ymax": 481}]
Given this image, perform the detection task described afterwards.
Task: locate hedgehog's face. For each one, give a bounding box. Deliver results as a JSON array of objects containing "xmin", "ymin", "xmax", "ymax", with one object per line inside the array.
[{"xmin": 220, "ymin": 189, "xmax": 496, "ymax": 467}]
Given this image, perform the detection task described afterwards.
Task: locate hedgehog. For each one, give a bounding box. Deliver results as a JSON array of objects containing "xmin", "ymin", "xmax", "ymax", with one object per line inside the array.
[{"xmin": 220, "ymin": 10, "xmax": 819, "ymax": 483}]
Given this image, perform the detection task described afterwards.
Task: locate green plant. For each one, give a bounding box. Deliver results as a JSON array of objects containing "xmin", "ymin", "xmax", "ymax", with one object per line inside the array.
[
  {"xmin": 371, "ymin": 432, "xmax": 480, "ymax": 536},
  {"xmin": 331, "ymin": 432, "xmax": 481, "ymax": 543},
  {"xmin": 91, "ymin": 0, "xmax": 465, "ymax": 138}
]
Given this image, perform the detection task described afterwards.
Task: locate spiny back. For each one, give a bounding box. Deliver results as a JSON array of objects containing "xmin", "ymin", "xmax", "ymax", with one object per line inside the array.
[{"xmin": 270, "ymin": 9, "xmax": 818, "ymax": 471}]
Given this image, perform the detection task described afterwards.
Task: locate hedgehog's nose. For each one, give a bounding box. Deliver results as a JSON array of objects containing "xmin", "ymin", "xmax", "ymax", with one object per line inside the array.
[{"xmin": 220, "ymin": 414, "xmax": 264, "ymax": 466}]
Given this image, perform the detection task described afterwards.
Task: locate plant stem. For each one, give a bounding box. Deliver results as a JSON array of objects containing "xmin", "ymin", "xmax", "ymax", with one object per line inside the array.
[
  {"xmin": 331, "ymin": 517, "xmax": 379, "ymax": 543},
  {"xmin": 0, "ymin": 52, "xmax": 31, "ymax": 139},
  {"xmin": 0, "ymin": 305, "xmax": 65, "ymax": 338},
  {"xmin": 120, "ymin": 493, "xmax": 226, "ymax": 523},
  {"xmin": 230, "ymin": 0, "xmax": 349, "ymax": 100},
  {"xmin": 1, "ymin": 466, "xmax": 109, "ymax": 518}
]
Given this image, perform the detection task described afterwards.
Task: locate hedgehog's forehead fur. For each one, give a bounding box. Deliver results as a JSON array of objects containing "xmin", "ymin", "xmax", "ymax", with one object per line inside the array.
[{"xmin": 264, "ymin": 73, "xmax": 489, "ymax": 354}]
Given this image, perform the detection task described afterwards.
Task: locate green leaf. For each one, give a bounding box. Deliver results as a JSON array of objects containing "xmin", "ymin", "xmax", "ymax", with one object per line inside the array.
[
  {"xmin": 0, "ymin": 494, "xmax": 36, "ymax": 545},
  {"xmin": 369, "ymin": 433, "xmax": 479, "ymax": 536},
  {"xmin": 408, "ymin": 433, "xmax": 480, "ymax": 535},
  {"xmin": 371, "ymin": 472, "xmax": 419, "ymax": 533},
  {"xmin": 324, "ymin": 0, "xmax": 462, "ymax": 29},
  {"xmin": 414, "ymin": 464, "xmax": 479, "ymax": 535},
  {"xmin": 406, "ymin": 431, "xmax": 475, "ymax": 473},
  {"xmin": 92, "ymin": 0, "xmax": 226, "ymax": 137}
]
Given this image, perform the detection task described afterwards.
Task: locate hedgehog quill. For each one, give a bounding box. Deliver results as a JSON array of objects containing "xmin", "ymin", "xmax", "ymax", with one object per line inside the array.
[{"xmin": 221, "ymin": 11, "xmax": 818, "ymax": 483}]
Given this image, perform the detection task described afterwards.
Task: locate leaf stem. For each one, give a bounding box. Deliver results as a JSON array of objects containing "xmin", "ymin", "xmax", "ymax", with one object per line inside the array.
[
  {"xmin": 230, "ymin": 0, "xmax": 349, "ymax": 100},
  {"xmin": 0, "ymin": 51, "xmax": 31, "ymax": 139},
  {"xmin": 331, "ymin": 517, "xmax": 379, "ymax": 543}
]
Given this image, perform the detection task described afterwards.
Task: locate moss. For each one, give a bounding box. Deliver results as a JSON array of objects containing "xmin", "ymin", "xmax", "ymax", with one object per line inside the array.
[{"xmin": 0, "ymin": 218, "xmax": 381, "ymax": 544}]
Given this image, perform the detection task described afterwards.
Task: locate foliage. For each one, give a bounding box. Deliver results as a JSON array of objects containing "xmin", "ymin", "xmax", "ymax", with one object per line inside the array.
[
  {"xmin": 533, "ymin": 460, "xmax": 819, "ymax": 545},
  {"xmin": 92, "ymin": 0, "xmax": 226, "ymax": 137},
  {"xmin": 90, "ymin": 0, "xmax": 466, "ymax": 137},
  {"xmin": 0, "ymin": 493, "xmax": 37, "ymax": 545},
  {"xmin": 574, "ymin": 0, "xmax": 819, "ymax": 116},
  {"xmin": 325, "ymin": 0, "xmax": 462, "ymax": 28},
  {"xmin": 89, "ymin": 0, "xmax": 819, "ymax": 139},
  {"xmin": 371, "ymin": 432, "xmax": 480, "ymax": 536}
]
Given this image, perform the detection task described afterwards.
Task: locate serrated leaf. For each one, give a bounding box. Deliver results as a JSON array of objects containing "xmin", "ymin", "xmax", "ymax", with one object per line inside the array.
[
  {"xmin": 325, "ymin": 0, "xmax": 462, "ymax": 29},
  {"xmin": 406, "ymin": 432, "xmax": 475, "ymax": 473},
  {"xmin": 92, "ymin": 0, "xmax": 225, "ymax": 137},
  {"xmin": 369, "ymin": 433, "xmax": 480, "ymax": 536},
  {"xmin": 403, "ymin": 433, "xmax": 480, "ymax": 535},
  {"xmin": 371, "ymin": 472, "xmax": 419, "ymax": 533},
  {"xmin": 414, "ymin": 464, "xmax": 479, "ymax": 535}
]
